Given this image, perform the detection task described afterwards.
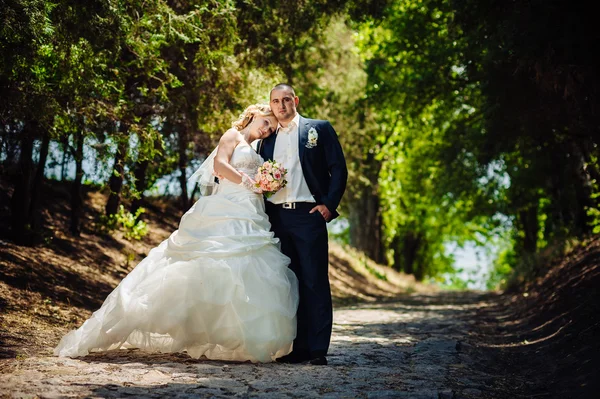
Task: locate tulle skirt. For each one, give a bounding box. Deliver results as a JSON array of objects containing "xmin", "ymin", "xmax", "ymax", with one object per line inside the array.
[{"xmin": 54, "ymin": 182, "xmax": 299, "ymax": 362}]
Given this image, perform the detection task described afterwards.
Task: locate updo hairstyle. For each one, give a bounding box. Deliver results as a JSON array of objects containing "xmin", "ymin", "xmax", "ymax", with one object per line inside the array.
[{"xmin": 232, "ymin": 103, "xmax": 274, "ymax": 131}]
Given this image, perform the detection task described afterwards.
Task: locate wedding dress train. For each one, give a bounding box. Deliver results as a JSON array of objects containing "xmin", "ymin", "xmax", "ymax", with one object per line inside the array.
[{"xmin": 54, "ymin": 143, "xmax": 299, "ymax": 362}]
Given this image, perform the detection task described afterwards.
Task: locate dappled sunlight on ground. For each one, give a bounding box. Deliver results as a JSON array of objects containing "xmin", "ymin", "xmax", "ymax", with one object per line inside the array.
[
  {"xmin": 2, "ymin": 292, "xmax": 501, "ymax": 398},
  {"xmin": 1, "ymin": 179, "xmax": 598, "ymax": 397}
]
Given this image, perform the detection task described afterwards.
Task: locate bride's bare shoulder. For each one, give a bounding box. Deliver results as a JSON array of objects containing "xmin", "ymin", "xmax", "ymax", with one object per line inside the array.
[{"xmin": 219, "ymin": 128, "xmax": 241, "ymax": 144}]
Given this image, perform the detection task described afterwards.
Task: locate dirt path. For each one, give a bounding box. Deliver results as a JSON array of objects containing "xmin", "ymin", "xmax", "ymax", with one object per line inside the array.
[{"xmin": 1, "ymin": 292, "xmax": 505, "ymax": 399}]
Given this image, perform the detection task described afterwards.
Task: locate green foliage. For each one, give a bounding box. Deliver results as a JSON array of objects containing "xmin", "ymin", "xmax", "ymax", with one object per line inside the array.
[
  {"xmin": 587, "ymin": 204, "xmax": 600, "ymax": 235},
  {"xmin": 352, "ymin": 0, "xmax": 599, "ymax": 285},
  {"xmin": 3, "ymin": 0, "xmax": 598, "ymax": 288},
  {"xmin": 352, "ymin": 1, "xmax": 499, "ymax": 279},
  {"xmin": 438, "ymin": 275, "xmax": 471, "ymax": 291},
  {"xmin": 486, "ymin": 245, "xmax": 516, "ymax": 290},
  {"xmin": 585, "ymin": 168, "xmax": 600, "ymax": 234},
  {"xmin": 96, "ymin": 205, "xmax": 148, "ymax": 241}
]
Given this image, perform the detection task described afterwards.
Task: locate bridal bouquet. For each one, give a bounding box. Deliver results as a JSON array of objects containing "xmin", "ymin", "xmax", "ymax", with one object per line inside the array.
[{"xmin": 255, "ymin": 160, "xmax": 287, "ymax": 198}]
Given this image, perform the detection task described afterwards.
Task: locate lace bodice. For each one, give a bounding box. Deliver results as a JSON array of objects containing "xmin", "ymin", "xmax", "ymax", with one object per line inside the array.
[{"xmin": 230, "ymin": 143, "xmax": 263, "ymax": 176}]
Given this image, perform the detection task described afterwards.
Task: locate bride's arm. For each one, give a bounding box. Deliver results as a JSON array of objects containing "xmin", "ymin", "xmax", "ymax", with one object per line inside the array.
[{"xmin": 213, "ymin": 129, "xmax": 244, "ymax": 184}]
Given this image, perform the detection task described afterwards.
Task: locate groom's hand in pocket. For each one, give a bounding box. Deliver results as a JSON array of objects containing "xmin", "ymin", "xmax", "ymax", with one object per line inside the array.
[{"xmin": 310, "ymin": 204, "xmax": 332, "ymax": 222}]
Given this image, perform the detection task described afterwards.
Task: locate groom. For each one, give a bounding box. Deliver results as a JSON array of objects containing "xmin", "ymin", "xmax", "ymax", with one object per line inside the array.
[{"xmin": 259, "ymin": 84, "xmax": 348, "ymax": 366}]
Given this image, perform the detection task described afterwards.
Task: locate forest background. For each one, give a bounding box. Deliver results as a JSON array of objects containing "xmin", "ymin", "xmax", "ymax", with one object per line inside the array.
[{"xmin": 1, "ymin": 0, "xmax": 598, "ymax": 290}]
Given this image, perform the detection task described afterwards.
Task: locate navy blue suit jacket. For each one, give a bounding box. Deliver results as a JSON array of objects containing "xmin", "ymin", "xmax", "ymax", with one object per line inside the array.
[{"xmin": 258, "ymin": 115, "xmax": 348, "ymax": 220}]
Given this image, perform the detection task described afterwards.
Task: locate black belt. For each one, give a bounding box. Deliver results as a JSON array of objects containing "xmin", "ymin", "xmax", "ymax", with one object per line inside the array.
[{"xmin": 268, "ymin": 201, "xmax": 315, "ymax": 210}]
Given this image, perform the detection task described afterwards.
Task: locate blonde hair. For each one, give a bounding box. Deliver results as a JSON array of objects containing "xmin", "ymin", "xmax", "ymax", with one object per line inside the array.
[{"xmin": 232, "ymin": 103, "xmax": 273, "ymax": 130}]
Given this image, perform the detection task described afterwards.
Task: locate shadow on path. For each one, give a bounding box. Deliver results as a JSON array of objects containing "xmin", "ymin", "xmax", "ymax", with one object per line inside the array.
[{"xmin": 1, "ymin": 291, "xmax": 519, "ymax": 399}]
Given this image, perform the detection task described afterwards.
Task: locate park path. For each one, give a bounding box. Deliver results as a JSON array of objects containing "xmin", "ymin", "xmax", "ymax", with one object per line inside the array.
[{"xmin": 1, "ymin": 292, "xmax": 505, "ymax": 399}]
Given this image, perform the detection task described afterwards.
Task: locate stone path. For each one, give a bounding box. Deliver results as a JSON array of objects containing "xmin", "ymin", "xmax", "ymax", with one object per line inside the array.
[{"xmin": 1, "ymin": 292, "xmax": 502, "ymax": 398}]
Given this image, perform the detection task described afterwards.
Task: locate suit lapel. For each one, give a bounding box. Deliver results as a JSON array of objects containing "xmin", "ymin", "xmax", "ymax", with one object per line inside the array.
[
  {"xmin": 298, "ymin": 116, "xmax": 309, "ymax": 163},
  {"xmin": 261, "ymin": 134, "xmax": 276, "ymax": 161}
]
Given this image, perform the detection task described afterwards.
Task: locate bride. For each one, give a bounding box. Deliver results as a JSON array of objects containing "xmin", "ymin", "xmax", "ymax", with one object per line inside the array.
[{"xmin": 54, "ymin": 104, "xmax": 299, "ymax": 363}]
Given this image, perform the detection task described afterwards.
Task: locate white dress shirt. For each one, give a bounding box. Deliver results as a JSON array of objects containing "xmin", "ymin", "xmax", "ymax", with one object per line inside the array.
[{"xmin": 268, "ymin": 113, "xmax": 315, "ymax": 204}]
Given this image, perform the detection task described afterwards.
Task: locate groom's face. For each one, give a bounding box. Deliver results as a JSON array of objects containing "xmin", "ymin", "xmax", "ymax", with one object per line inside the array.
[{"xmin": 270, "ymin": 88, "xmax": 299, "ymax": 125}]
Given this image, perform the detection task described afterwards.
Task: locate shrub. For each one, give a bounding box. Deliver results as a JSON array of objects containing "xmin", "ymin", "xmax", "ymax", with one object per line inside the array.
[{"xmin": 96, "ymin": 205, "xmax": 148, "ymax": 241}]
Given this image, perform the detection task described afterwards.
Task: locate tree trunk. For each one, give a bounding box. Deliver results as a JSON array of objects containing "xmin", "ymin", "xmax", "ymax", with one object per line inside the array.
[
  {"xmin": 105, "ymin": 123, "xmax": 129, "ymax": 216},
  {"xmin": 131, "ymin": 133, "xmax": 163, "ymax": 216},
  {"xmin": 349, "ymin": 187, "xmax": 385, "ymax": 264},
  {"xmin": 130, "ymin": 158, "xmax": 149, "ymax": 216},
  {"xmin": 570, "ymin": 141, "xmax": 593, "ymax": 235},
  {"xmin": 392, "ymin": 231, "xmax": 422, "ymax": 278},
  {"xmin": 412, "ymin": 237, "xmax": 427, "ymax": 281},
  {"xmin": 189, "ymin": 182, "xmax": 200, "ymax": 203},
  {"xmin": 178, "ymin": 126, "xmax": 189, "ymax": 211},
  {"xmin": 10, "ymin": 125, "xmax": 35, "ymax": 244},
  {"xmin": 29, "ymin": 131, "xmax": 50, "ymax": 234},
  {"xmin": 70, "ymin": 129, "xmax": 84, "ymax": 236},
  {"xmin": 60, "ymin": 134, "xmax": 70, "ymax": 181},
  {"xmin": 392, "ymin": 236, "xmax": 404, "ymax": 272},
  {"xmin": 404, "ymin": 232, "xmax": 422, "ymax": 277},
  {"xmin": 519, "ymin": 204, "xmax": 539, "ymax": 254},
  {"xmin": 0, "ymin": 127, "xmax": 20, "ymax": 175}
]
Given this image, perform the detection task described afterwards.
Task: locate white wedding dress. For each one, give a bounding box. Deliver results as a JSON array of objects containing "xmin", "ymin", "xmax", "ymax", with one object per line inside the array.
[{"xmin": 54, "ymin": 143, "xmax": 299, "ymax": 362}]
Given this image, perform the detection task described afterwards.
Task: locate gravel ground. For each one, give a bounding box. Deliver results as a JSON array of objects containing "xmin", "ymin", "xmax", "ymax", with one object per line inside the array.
[{"xmin": 1, "ymin": 292, "xmax": 506, "ymax": 399}]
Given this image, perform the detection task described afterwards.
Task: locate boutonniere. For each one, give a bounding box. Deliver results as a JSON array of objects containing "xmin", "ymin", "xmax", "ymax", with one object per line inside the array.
[{"xmin": 306, "ymin": 127, "xmax": 318, "ymax": 149}]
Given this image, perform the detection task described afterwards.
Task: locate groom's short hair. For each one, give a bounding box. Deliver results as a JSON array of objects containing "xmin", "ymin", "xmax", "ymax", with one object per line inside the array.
[{"xmin": 271, "ymin": 83, "xmax": 295, "ymax": 97}]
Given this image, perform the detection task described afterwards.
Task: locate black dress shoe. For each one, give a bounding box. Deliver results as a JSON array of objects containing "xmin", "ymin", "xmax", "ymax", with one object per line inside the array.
[
  {"xmin": 309, "ymin": 356, "xmax": 327, "ymax": 366},
  {"xmin": 275, "ymin": 351, "xmax": 310, "ymax": 364}
]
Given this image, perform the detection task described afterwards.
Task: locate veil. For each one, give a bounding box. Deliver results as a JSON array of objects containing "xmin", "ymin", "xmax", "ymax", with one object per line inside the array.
[{"xmin": 188, "ymin": 146, "xmax": 219, "ymax": 196}]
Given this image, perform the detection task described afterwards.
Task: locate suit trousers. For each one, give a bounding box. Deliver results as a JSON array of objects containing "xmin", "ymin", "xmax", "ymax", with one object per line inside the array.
[{"xmin": 266, "ymin": 201, "xmax": 332, "ymax": 357}]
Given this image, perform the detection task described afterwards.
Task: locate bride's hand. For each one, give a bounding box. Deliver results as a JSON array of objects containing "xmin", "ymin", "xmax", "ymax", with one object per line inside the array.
[{"xmin": 239, "ymin": 171, "xmax": 263, "ymax": 194}]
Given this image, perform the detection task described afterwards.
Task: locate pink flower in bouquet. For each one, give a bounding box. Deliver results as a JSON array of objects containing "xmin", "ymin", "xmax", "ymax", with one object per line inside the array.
[{"xmin": 255, "ymin": 160, "xmax": 288, "ymax": 198}]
